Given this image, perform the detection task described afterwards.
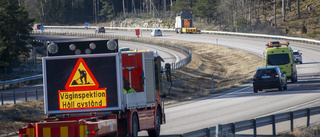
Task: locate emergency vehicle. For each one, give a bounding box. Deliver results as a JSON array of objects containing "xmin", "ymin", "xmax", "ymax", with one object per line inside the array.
[
  {"xmin": 265, "ymin": 41, "xmax": 297, "ymax": 82},
  {"xmin": 18, "ymin": 38, "xmax": 172, "ymax": 137}
]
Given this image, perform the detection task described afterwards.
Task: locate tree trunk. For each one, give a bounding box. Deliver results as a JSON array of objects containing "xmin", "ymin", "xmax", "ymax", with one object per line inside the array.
[
  {"xmin": 282, "ymin": 0, "xmax": 285, "ymax": 21},
  {"xmin": 263, "ymin": 0, "xmax": 266, "ymax": 21},
  {"xmin": 122, "ymin": 0, "xmax": 126, "ymax": 18},
  {"xmin": 163, "ymin": 0, "xmax": 166, "ymax": 18},
  {"xmin": 274, "ymin": 0, "xmax": 277, "ymax": 28},
  {"xmin": 132, "ymin": 0, "xmax": 136, "ymax": 14},
  {"xmin": 150, "ymin": 0, "xmax": 152, "ymax": 16},
  {"xmin": 297, "ymin": 0, "xmax": 300, "ymax": 18},
  {"xmin": 97, "ymin": 0, "xmax": 99, "ymax": 22},
  {"xmin": 287, "ymin": 0, "xmax": 291, "ymax": 11}
]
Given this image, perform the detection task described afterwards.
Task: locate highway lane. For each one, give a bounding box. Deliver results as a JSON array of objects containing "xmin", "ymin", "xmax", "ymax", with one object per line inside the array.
[
  {"xmin": 37, "ymin": 30, "xmax": 320, "ymax": 135},
  {"xmin": 0, "ymin": 35, "xmax": 185, "ymax": 104}
]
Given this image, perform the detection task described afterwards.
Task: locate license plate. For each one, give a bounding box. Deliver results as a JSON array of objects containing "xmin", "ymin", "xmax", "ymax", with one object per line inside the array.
[{"xmin": 262, "ymin": 76, "xmax": 270, "ymax": 78}]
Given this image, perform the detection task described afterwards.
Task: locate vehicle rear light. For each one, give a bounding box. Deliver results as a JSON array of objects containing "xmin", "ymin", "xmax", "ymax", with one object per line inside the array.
[
  {"xmin": 274, "ymin": 74, "xmax": 279, "ymax": 78},
  {"xmin": 86, "ymin": 130, "xmax": 95, "ymax": 134},
  {"xmin": 253, "ymin": 75, "xmax": 260, "ymax": 79},
  {"xmin": 291, "ymin": 64, "xmax": 293, "ymax": 72},
  {"xmin": 298, "ymin": 55, "xmax": 301, "ymax": 57}
]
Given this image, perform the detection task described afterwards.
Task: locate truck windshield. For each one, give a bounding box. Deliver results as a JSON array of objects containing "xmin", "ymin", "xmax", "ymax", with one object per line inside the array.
[{"xmin": 267, "ymin": 54, "xmax": 290, "ymax": 65}]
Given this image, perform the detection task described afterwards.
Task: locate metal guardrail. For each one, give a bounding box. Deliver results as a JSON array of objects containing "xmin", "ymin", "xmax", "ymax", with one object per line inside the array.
[
  {"xmin": 176, "ymin": 106, "xmax": 320, "ymax": 137},
  {"xmin": 1, "ymin": 89, "xmax": 43, "ymax": 105},
  {"xmin": 43, "ymin": 26, "xmax": 320, "ymax": 45},
  {"xmin": 0, "ymin": 74, "xmax": 43, "ymax": 89}
]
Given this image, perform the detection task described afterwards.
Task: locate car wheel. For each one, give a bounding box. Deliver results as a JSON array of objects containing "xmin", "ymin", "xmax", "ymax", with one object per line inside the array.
[
  {"xmin": 291, "ymin": 77, "xmax": 296, "ymax": 83},
  {"xmin": 278, "ymin": 85, "xmax": 283, "ymax": 91},
  {"xmin": 283, "ymin": 85, "xmax": 287, "ymax": 90},
  {"xmin": 253, "ymin": 87, "xmax": 258, "ymax": 93}
]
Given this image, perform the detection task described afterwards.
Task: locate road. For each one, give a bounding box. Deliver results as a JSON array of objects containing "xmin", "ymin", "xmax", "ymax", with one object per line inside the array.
[{"xmin": 11, "ymin": 29, "xmax": 320, "ymax": 136}]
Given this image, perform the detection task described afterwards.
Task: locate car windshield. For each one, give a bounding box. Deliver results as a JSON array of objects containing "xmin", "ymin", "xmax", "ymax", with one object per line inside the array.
[
  {"xmin": 293, "ymin": 52, "xmax": 299, "ymax": 55},
  {"xmin": 267, "ymin": 54, "xmax": 290, "ymax": 65},
  {"xmin": 256, "ymin": 69, "xmax": 277, "ymax": 75}
]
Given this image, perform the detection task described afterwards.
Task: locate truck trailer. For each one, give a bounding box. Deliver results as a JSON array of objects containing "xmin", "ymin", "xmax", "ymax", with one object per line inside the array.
[
  {"xmin": 18, "ymin": 39, "xmax": 171, "ymax": 137},
  {"xmin": 175, "ymin": 11, "xmax": 198, "ymax": 34}
]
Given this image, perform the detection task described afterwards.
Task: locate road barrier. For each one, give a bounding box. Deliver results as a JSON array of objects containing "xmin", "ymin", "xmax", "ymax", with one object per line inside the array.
[
  {"xmin": 1, "ymin": 90, "xmax": 42, "ymax": 105},
  {"xmin": 43, "ymin": 26, "xmax": 320, "ymax": 45},
  {"xmin": 175, "ymin": 106, "xmax": 320, "ymax": 137},
  {"xmin": 0, "ymin": 74, "xmax": 43, "ymax": 90}
]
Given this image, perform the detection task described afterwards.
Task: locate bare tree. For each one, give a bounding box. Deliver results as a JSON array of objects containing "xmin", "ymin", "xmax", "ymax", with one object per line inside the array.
[
  {"xmin": 282, "ymin": 0, "xmax": 285, "ymax": 21},
  {"xmin": 122, "ymin": 0, "xmax": 126, "ymax": 18},
  {"xmin": 132, "ymin": 0, "xmax": 136, "ymax": 14},
  {"xmin": 263, "ymin": 0, "xmax": 266, "ymax": 21},
  {"xmin": 287, "ymin": 0, "xmax": 291, "ymax": 11},
  {"xmin": 163, "ymin": 0, "xmax": 166, "ymax": 18},
  {"xmin": 274, "ymin": 0, "xmax": 277, "ymax": 28},
  {"xmin": 297, "ymin": 0, "xmax": 300, "ymax": 18}
]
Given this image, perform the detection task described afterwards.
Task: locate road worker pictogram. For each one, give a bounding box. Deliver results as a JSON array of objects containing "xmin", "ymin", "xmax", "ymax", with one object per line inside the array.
[
  {"xmin": 65, "ymin": 58, "xmax": 99, "ymax": 90},
  {"xmin": 59, "ymin": 58, "xmax": 107, "ymax": 110}
]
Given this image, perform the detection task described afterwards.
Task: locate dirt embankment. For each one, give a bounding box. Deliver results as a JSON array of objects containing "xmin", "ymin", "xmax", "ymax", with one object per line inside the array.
[{"xmin": 162, "ymin": 40, "xmax": 264, "ymax": 104}]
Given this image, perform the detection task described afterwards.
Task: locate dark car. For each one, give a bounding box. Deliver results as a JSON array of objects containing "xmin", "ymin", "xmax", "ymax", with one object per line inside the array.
[
  {"xmin": 95, "ymin": 26, "xmax": 105, "ymax": 33},
  {"xmin": 253, "ymin": 66, "xmax": 287, "ymax": 93}
]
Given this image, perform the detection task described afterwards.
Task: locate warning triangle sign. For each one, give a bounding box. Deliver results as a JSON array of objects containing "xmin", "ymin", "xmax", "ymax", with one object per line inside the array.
[{"xmin": 65, "ymin": 58, "xmax": 99, "ymax": 90}]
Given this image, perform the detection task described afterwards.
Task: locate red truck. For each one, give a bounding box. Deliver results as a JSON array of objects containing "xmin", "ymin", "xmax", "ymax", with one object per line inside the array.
[{"xmin": 19, "ymin": 39, "xmax": 171, "ymax": 137}]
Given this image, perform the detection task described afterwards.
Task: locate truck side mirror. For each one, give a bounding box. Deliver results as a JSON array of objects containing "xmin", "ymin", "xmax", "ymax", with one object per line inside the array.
[
  {"xmin": 165, "ymin": 63, "xmax": 171, "ymax": 82},
  {"xmin": 160, "ymin": 63, "xmax": 172, "ymax": 98}
]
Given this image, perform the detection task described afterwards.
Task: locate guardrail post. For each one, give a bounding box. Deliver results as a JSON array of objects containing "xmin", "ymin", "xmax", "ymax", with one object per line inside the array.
[
  {"xmin": 1, "ymin": 93, "xmax": 3, "ymax": 105},
  {"xmin": 307, "ymin": 108, "xmax": 310, "ymax": 127},
  {"xmin": 290, "ymin": 112, "xmax": 294, "ymax": 132},
  {"xmin": 215, "ymin": 124, "xmax": 221, "ymax": 137},
  {"xmin": 272, "ymin": 115, "xmax": 276, "ymax": 136},
  {"xmin": 231, "ymin": 123, "xmax": 235, "ymax": 137},
  {"xmin": 211, "ymin": 74, "xmax": 214, "ymax": 93},
  {"xmin": 253, "ymin": 119, "xmax": 257, "ymax": 137},
  {"xmin": 25, "ymin": 90, "xmax": 27, "ymax": 101},
  {"xmin": 36, "ymin": 90, "xmax": 38, "ymax": 100},
  {"xmin": 206, "ymin": 128, "xmax": 211, "ymax": 137},
  {"xmin": 13, "ymin": 90, "xmax": 16, "ymax": 104}
]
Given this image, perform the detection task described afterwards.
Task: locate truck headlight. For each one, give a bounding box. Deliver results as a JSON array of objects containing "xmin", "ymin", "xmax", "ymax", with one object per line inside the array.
[
  {"xmin": 107, "ymin": 40, "xmax": 117, "ymax": 50},
  {"xmin": 48, "ymin": 43, "xmax": 58, "ymax": 54},
  {"xmin": 69, "ymin": 44, "xmax": 76, "ymax": 51}
]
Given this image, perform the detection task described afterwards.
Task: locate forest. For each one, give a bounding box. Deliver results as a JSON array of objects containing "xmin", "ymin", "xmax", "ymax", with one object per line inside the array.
[{"xmin": 18, "ymin": 0, "xmax": 301, "ymax": 26}]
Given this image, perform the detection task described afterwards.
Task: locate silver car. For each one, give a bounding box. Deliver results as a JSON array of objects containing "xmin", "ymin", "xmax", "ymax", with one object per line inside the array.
[
  {"xmin": 293, "ymin": 50, "xmax": 302, "ymax": 64},
  {"xmin": 151, "ymin": 29, "xmax": 162, "ymax": 37}
]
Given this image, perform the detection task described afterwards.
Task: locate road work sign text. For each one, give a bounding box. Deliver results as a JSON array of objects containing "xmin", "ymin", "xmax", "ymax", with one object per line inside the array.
[{"xmin": 58, "ymin": 89, "xmax": 107, "ymax": 110}]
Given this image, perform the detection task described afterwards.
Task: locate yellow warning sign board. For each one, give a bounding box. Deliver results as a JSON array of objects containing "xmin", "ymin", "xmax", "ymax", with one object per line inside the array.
[
  {"xmin": 59, "ymin": 88, "xmax": 107, "ymax": 110},
  {"xmin": 65, "ymin": 58, "xmax": 99, "ymax": 91}
]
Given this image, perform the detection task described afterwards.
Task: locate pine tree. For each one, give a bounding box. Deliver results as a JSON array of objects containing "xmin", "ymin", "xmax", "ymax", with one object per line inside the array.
[{"xmin": 0, "ymin": 0, "xmax": 34, "ymax": 73}]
